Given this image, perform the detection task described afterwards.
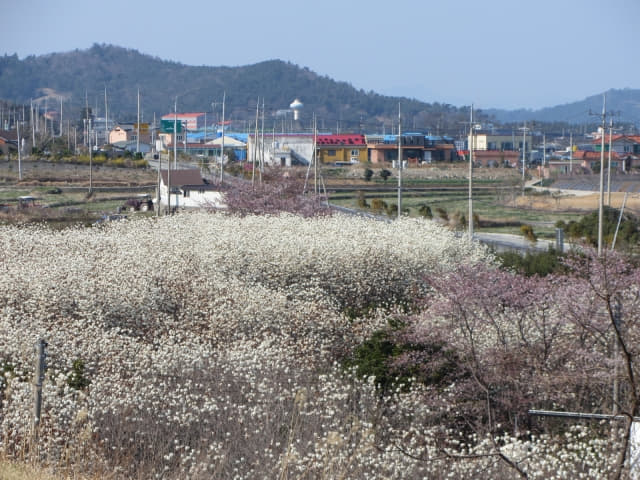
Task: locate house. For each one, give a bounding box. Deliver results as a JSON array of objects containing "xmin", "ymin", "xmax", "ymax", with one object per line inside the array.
[
  {"xmin": 109, "ymin": 124, "xmax": 151, "ymax": 146},
  {"xmin": 366, "ymin": 134, "xmax": 458, "ymax": 164},
  {"xmin": 159, "ymin": 169, "xmax": 225, "ymax": 209},
  {"xmin": 472, "ymin": 150, "xmax": 520, "ymax": 168},
  {"xmin": 315, "ymin": 134, "xmax": 367, "ymax": 164},
  {"xmin": 248, "ymin": 133, "xmax": 314, "ymax": 167},
  {"xmin": 592, "ymin": 134, "xmax": 640, "ymax": 172},
  {"xmin": 0, "ymin": 130, "xmax": 18, "ymax": 157}
]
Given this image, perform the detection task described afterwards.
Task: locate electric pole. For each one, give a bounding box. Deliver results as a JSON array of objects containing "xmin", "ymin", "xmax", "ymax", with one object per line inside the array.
[
  {"xmin": 468, "ymin": 104, "xmax": 474, "ymax": 239},
  {"xmin": 590, "ymin": 94, "xmax": 608, "ymax": 256},
  {"xmin": 220, "ymin": 91, "xmax": 225, "ymax": 185},
  {"xmin": 397, "ymin": 103, "xmax": 402, "ymax": 219}
]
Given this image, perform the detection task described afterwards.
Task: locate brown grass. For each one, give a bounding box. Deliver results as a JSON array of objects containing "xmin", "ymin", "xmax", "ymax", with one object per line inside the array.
[
  {"xmin": 0, "ymin": 459, "xmax": 91, "ymax": 480},
  {"xmin": 516, "ymin": 192, "xmax": 640, "ymax": 216},
  {"xmin": 0, "ymin": 159, "xmax": 156, "ymax": 187}
]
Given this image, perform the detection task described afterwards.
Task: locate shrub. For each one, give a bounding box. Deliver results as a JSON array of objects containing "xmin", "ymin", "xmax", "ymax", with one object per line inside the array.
[
  {"xmin": 435, "ymin": 207, "xmax": 448, "ymax": 221},
  {"xmin": 385, "ymin": 203, "xmax": 398, "ymax": 217},
  {"xmin": 344, "ymin": 329, "xmax": 463, "ymax": 393},
  {"xmin": 108, "ymin": 158, "xmax": 126, "ymax": 168},
  {"xmin": 363, "ymin": 168, "xmax": 373, "ymax": 181},
  {"xmin": 418, "ymin": 204, "xmax": 432, "ymax": 219},
  {"xmin": 370, "ymin": 198, "xmax": 387, "ymax": 213},
  {"xmin": 520, "ymin": 224, "xmax": 537, "ymax": 243},
  {"xmin": 67, "ymin": 359, "xmax": 90, "ymax": 390},
  {"xmin": 498, "ymin": 247, "xmax": 564, "ymax": 276}
]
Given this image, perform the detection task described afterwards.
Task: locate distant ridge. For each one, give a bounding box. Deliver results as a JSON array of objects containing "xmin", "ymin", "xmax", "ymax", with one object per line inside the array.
[
  {"xmin": 0, "ymin": 44, "xmax": 472, "ymax": 133},
  {"xmin": 1, "ymin": 44, "xmax": 636, "ymax": 130},
  {"xmin": 485, "ymin": 88, "xmax": 640, "ymax": 126}
]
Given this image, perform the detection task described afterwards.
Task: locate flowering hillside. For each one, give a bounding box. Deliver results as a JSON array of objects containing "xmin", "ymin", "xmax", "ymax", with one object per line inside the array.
[{"xmin": 0, "ymin": 212, "xmax": 637, "ymax": 478}]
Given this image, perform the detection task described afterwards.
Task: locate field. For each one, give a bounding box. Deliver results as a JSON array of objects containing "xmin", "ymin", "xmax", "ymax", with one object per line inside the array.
[{"xmin": 0, "ymin": 159, "xmax": 156, "ymax": 226}]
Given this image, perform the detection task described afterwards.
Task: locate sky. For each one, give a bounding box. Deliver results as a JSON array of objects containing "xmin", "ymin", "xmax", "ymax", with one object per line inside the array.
[{"xmin": 1, "ymin": 0, "xmax": 638, "ymax": 111}]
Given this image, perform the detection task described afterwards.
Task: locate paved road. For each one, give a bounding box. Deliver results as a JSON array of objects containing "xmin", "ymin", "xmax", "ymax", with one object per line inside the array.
[{"xmin": 472, "ymin": 232, "xmax": 560, "ymax": 252}]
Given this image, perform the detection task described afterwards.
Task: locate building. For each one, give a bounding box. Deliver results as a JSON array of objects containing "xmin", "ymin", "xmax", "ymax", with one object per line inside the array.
[
  {"xmin": 467, "ymin": 132, "xmax": 532, "ymax": 153},
  {"xmin": 248, "ymin": 133, "xmax": 315, "ymax": 167},
  {"xmin": 159, "ymin": 169, "xmax": 225, "ymax": 209},
  {"xmin": 366, "ymin": 134, "xmax": 458, "ymax": 164},
  {"xmin": 592, "ymin": 134, "xmax": 640, "ymax": 172},
  {"xmin": 316, "ymin": 134, "xmax": 367, "ymax": 164},
  {"xmin": 109, "ymin": 124, "xmax": 151, "ymax": 146},
  {"xmin": 160, "ymin": 113, "xmax": 206, "ymax": 131}
]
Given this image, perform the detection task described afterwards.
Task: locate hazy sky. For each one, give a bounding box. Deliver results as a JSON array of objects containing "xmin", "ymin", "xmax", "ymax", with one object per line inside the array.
[{"xmin": 1, "ymin": 0, "xmax": 638, "ymax": 110}]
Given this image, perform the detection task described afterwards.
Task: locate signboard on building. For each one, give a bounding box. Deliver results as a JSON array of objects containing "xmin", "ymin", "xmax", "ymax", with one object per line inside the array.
[
  {"xmin": 134, "ymin": 123, "xmax": 149, "ymax": 134},
  {"xmin": 161, "ymin": 119, "xmax": 182, "ymax": 133}
]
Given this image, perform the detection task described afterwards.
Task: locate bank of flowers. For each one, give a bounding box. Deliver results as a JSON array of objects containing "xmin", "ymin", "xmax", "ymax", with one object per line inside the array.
[{"xmin": 0, "ymin": 212, "xmax": 618, "ymax": 478}]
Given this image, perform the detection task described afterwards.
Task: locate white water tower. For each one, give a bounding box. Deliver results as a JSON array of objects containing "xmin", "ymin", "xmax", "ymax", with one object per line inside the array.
[{"xmin": 290, "ymin": 98, "xmax": 303, "ymax": 121}]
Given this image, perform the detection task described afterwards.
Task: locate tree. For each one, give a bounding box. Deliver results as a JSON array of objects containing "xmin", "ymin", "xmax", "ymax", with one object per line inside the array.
[
  {"xmin": 222, "ymin": 169, "xmax": 332, "ymax": 217},
  {"xmin": 379, "ymin": 169, "xmax": 391, "ymax": 182},
  {"xmin": 363, "ymin": 168, "xmax": 373, "ymax": 181},
  {"xmin": 379, "ymin": 250, "xmax": 640, "ymax": 479}
]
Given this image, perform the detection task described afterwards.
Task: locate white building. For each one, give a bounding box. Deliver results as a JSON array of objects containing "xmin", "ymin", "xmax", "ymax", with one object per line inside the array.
[{"xmin": 159, "ymin": 169, "xmax": 225, "ymax": 209}]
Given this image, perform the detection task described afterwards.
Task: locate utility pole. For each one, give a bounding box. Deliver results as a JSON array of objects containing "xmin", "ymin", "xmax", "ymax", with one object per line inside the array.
[
  {"xmin": 156, "ymin": 144, "xmax": 161, "ymax": 218},
  {"xmin": 173, "ymin": 98, "xmax": 177, "ymax": 170},
  {"xmin": 59, "ymin": 97, "xmax": 63, "ymax": 137},
  {"xmin": 520, "ymin": 122, "xmax": 528, "ymax": 195},
  {"xmin": 397, "ymin": 103, "xmax": 402, "ymax": 219},
  {"xmin": 314, "ymin": 114, "xmax": 318, "ymax": 195},
  {"xmin": 137, "ymin": 88, "xmax": 140, "ymax": 154},
  {"xmin": 105, "ymin": 87, "xmax": 108, "ymax": 146},
  {"xmin": 89, "ymin": 117, "xmax": 93, "ymax": 194},
  {"xmin": 252, "ymin": 98, "xmax": 259, "ymax": 186},
  {"xmin": 17, "ymin": 116, "xmax": 22, "ymax": 180},
  {"xmin": 607, "ymin": 117, "xmax": 614, "ymax": 206},
  {"xmin": 169, "ymin": 97, "xmax": 176, "ymax": 214},
  {"xmin": 30, "ymin": 99, "xmax": 35, "ymax": 149},
  {"xmin": 468, "ymin": 104, "xmax": 474, "ymax": 240},
  {"xmin": 86, "ymin": 91, "xmax": 93, "ymax": 194},
  {"xmin": 590, "ymin": 94, "xmax": 608, "ymax": 256},
  {"xmin": 260, "ymin": 97, "xmax": 265, "ymax": 183},
  {"xmin": 220, "ymin": 91, "xmax": 225, "ymax": 185},
  {"xmin": 569, "ymin": 131, "xmax": 573, "ymax": 173}
]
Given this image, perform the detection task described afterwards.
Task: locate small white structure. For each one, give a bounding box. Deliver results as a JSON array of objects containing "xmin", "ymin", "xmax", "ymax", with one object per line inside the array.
[
  {"xmin": 159, "ymin": 169, "xmax": 225, "ymax": 209},
  {"xmin": 290, "ymin": 98, "xmax": 303, "ymax": 121}
]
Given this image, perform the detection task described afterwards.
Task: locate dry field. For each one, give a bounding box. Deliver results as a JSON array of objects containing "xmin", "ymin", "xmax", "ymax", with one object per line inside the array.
[
  {"xmin": 516, "ymin": 191, "xmax": 640, "ymax": 216},
  {"xmin": 0, "ymin": 159, "xmax": 156, "ymax": 187}
]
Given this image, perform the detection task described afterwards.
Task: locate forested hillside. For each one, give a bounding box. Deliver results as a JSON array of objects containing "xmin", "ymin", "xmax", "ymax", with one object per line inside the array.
[
  {"xmin": 486, "ymin": 87, "xmax": 640, "ymax": 127},
  {"xmin": 0, "ymin": 44, "xmax": 473, "ymax": 133}
]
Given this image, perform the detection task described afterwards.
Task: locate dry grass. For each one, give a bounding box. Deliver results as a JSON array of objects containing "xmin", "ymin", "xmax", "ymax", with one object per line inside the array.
[
  {"xmin": 0, "ymin": 459, "xmax": 90, "ymax": 480},
  {"xmin": 516, "ymin": 191, "xmax": 640, "ymax": 216},
  {"xmin": 0, "ymin": 159, "xmax": 156, "ymax": 187}
]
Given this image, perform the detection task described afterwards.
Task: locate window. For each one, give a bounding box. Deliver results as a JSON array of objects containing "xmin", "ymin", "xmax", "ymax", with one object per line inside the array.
[
  {"xmin": 328, "ymin": 150, "xmax": 336, "ymax": 156},
  {"xmin": 351, "ymin": 149, "xmax": 359, "ymax": 156}
]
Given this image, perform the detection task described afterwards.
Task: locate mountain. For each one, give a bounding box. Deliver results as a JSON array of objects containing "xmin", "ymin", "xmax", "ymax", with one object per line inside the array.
[
  {"xmin": 0, "ymin": 44, "xmax": 471, "ymax": 134},
  {"xmin": 485, "ymin": 88, "xmax": 640, "ymax": 127}
]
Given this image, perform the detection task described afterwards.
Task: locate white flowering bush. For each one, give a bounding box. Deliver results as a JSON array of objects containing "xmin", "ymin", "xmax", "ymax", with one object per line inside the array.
[{"xmin": 0, "ymin": 212, "xmax": 623, "ymax": 478}]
